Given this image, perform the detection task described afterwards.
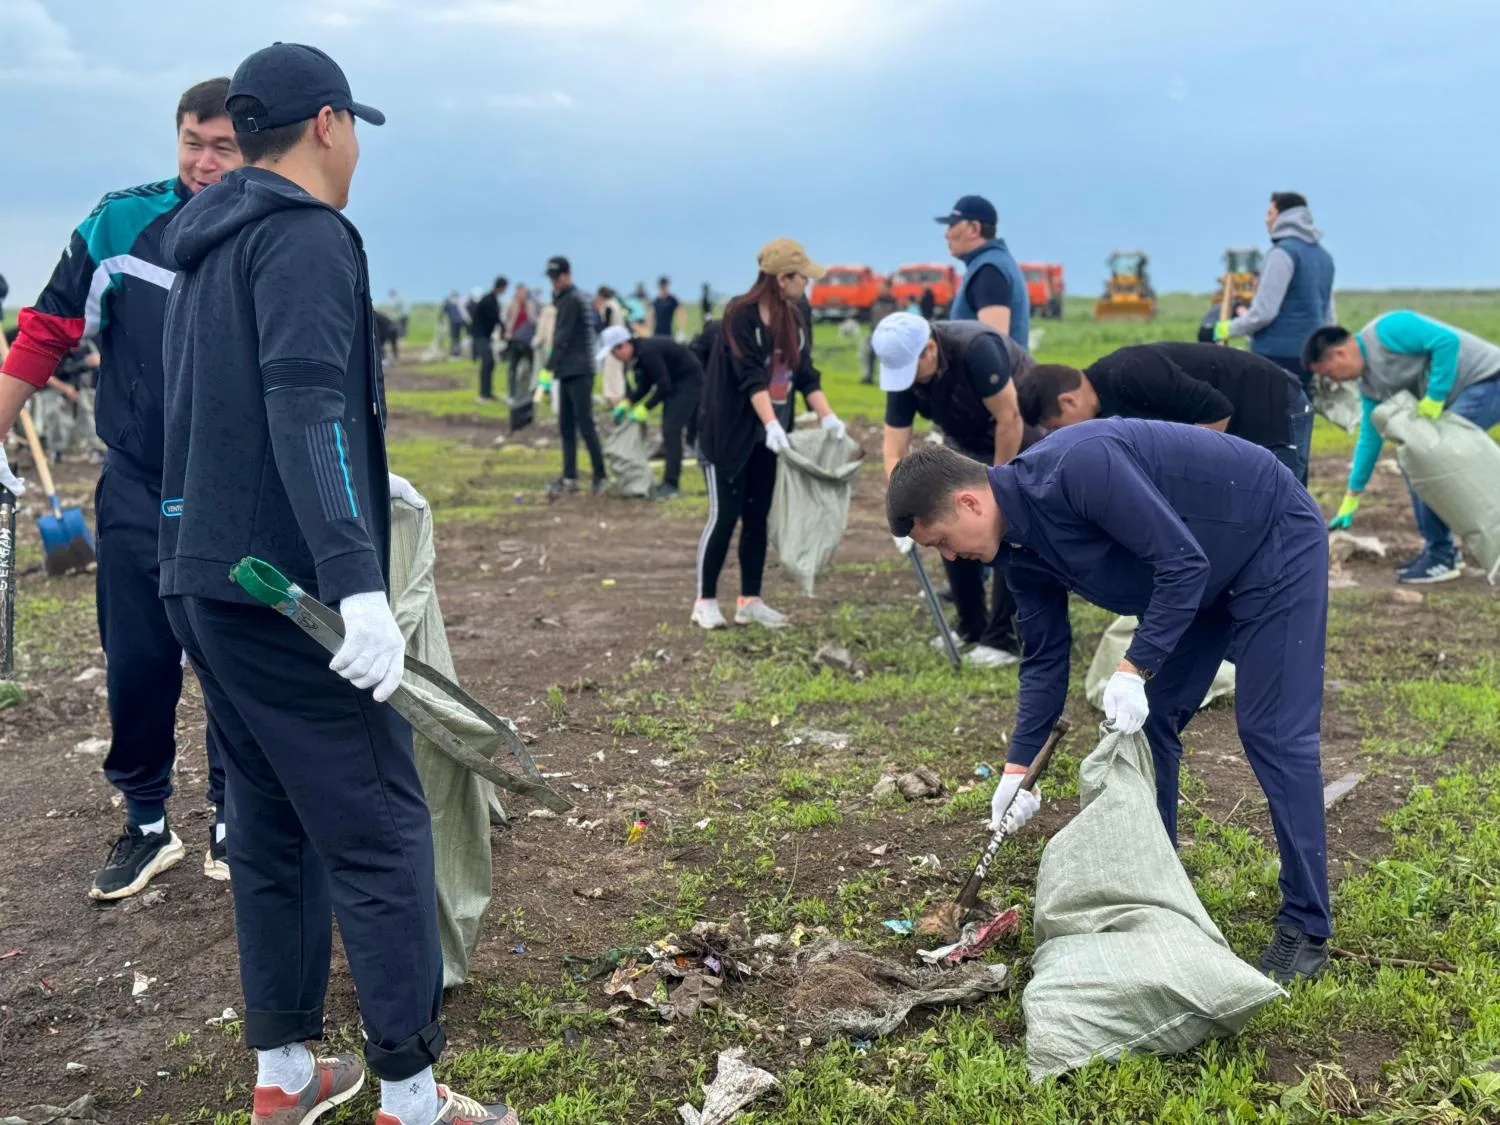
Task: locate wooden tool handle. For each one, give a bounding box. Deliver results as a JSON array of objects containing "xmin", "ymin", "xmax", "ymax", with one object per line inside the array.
[
  {"xmin": 1017, "ymin": 717, "xmax": 1069, "ymax": 792},
  {"xmin": 16, "ymin": 409, "xmax": 60, "ymax": 505}
]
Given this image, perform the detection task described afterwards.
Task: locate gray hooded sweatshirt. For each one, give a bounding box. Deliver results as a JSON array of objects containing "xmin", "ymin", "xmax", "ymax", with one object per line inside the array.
[{"xmin": 1228, "ymin": 206, "xmax": 1336, "ymax": 339}]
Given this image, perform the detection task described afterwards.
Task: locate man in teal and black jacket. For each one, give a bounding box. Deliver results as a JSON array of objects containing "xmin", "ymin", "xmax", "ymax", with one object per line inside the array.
[{"xmin": 1305, "ymin": 311, "xmax": 1500, "ymax": 583}]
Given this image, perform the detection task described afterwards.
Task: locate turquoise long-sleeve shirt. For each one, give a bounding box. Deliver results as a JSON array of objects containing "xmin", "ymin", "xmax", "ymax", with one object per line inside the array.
[{"xmin": 1347, "ymin": 312, "xmax": 1460, "ymax": 493}]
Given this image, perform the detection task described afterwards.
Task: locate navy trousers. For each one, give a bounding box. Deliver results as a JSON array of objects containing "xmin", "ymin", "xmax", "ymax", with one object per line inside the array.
[
  {"xmin": 164, "ymin": 596, "xmax": 445, "ymax": 1082},
  {"xmin": 1141, "ymin": 493, "xmax": 1332, "ymax": 939},
  {"xmin": 95, "ymin": 463, "xmax": 224, "ymax": 824},
  {"xmin": 942, "ymin": 554, "xmax": 1019, "ymax": 651}
]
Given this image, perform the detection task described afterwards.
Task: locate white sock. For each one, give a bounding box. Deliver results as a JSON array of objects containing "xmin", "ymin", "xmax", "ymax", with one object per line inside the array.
[
  {"xmin": 381, "ymin": 1067, "xmax": 441, "ymax": 1125},
  {"xmin": 256, "ymin": 1043, "xmax": 314, "ymax": 1092},
  {"xmin": 136, "ymin": 817, "xmax": 166, "ymax": 836}
]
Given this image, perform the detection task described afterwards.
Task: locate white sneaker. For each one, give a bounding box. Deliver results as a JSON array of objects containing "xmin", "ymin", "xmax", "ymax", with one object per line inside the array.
[
  {"xmin": 966, "ymin": 644, "xmax": 1020, "ymax": 668},
  {"xmin": 691, "ymin": 599, "xmax": 727, "ymax": 630},
  {"xmin": 734, "ymin": 599, "xmax": 788, "ymax": 628},
  {"xmin": 931, "ymin": 634, "xmax": 967, "ymax": 653}
]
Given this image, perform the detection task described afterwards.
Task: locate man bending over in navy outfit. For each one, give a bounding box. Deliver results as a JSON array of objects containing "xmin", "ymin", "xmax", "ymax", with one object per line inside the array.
[{"xmin": 886, "ymin": 421, "xmax": 1332, "ymax": 983}]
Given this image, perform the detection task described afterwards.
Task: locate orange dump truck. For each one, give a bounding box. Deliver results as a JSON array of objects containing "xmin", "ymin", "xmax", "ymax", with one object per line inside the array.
[{"xmin": 808, "ymin": 265, "xmax": 881, "ymax": 322}]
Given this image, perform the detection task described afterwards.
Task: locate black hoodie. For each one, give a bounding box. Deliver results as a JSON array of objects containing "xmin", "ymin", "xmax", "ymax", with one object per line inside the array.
[{"xmin": 158, "ymin": 167, "xmax": 389, "ymax": 607}]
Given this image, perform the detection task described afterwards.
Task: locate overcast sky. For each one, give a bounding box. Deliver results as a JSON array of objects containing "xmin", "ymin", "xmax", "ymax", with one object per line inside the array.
[{"xmin": 2, "ymin": 0, "xmax": 1495, "ymax": 305}]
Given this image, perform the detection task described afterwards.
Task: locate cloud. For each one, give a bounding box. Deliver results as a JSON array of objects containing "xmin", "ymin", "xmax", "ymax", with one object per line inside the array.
[
  {"xmin": 484, "ymin": 90, "xmax": 574, "ymax": 110},
  {"xmin": 0, "ymin": 0, "xmax": 152, "ymax": 88}
]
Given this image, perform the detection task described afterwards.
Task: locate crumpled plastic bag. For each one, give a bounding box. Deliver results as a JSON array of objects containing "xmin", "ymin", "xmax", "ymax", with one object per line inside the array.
[
  {"xmin": 1374, "ymin": 390, "xmax": 1500, "ymax": 582},
  {"xmin": 768, "ymin": 427, "xmax": 862, "ymax": 595},
  {"xmin": 1084, "ymin": 616, "xmax": 1233, "ymax": 711},
  {"xmin": 677, "ymin": 1047, "xmax": 778, "ymax": 1125},
  {"xmin": 1312, "ymin": 373, "xmax": 1361, "ymax": 432}
]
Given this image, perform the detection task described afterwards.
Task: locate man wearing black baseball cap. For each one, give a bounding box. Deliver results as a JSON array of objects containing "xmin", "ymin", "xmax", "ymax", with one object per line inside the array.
[
  {"xmin": 936, "ymin": 194, "xmax": 1031, "ymax": 348},
  {"xmin": 159, "ymin": 42, "xmax": 517, "ymax": 1125}
]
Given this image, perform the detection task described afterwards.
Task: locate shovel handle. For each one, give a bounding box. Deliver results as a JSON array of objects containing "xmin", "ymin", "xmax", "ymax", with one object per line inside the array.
[{"xmin": 15, "ymin": 409, "xmax": 61, "ymax": 514}]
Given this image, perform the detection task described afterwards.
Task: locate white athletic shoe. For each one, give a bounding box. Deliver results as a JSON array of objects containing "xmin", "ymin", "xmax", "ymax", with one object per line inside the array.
[
  {"xmin": 691, "ymin": 599, "xmax": 727, "ymax": 630},
  {"xmin": 734, "ymin": 599, "xmax": 788, "ymax": 628},
  {"xmin": 931, "ymin": 634, "xmax": 967, "ymax": 653},
  {"xmin": 965, "ymin": 644, "xmax": 1020, "ymax": 669}
]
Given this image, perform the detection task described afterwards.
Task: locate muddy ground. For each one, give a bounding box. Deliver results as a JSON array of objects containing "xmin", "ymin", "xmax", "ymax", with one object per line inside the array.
[{"xmin": 0, "ymin": 383, "xmax": 1492, "ymax": 1122}]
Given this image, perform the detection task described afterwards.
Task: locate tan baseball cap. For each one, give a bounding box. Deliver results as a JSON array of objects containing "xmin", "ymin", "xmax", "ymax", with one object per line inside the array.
[{"xmin": 757, "ymin": 238, "xmax": 825, "ymax": 281}]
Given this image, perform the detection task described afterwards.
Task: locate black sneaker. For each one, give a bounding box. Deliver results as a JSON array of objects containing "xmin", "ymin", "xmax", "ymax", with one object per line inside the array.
[
  {"xmin": 1258, "ymin": 924, "xmax": 1329, "ymax": 983},
  {"xmin": 590, "ymin": 478, "xmax": 607, "ymax": 495},
  {"xmin": 90, "ymin": 823, "xmax": 186, "ymax": 901},
  {"xmin": 203, "ymin": 825, "xmax": 230, "ymax": 882},
  {"xmin": 652, "ymin": 483, "xmax": 680, "ymax": 501},
  {"xmin": 544, "ymin": 478, "xmax": 578, "ymax": 498}
]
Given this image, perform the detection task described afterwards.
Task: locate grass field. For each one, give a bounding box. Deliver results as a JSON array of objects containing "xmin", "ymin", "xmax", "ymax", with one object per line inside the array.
[{"xmin": 6, "ymin": 289, "xmax": 1500, "ymax": 1123}]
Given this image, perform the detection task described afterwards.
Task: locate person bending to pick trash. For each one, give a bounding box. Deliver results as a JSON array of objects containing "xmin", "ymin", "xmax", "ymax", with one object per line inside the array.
[
  {"xmin": 1018, "ymin": 341, "xmax": 1315, "ymax": 484},
  {"xmin": 599, "ymin": 325, "xmax": 703, "ymax": 500},
  {"xmin": 158, "ymin": 43, "xmax": 515, "ymax": 1125},
  {"xmin": 1304, "ymin": 311, "xmax": 1500, "ymax": 584},
  {"xmin": 693, "ymin": 239, "xmax": 845, "ymax": 630},
  {"xmin": 874, "ymin": 312, "xmax": 1030, "ymax": 667},
  {"xmin": 885, "ymin": 422, "xmax": 1333, "ymax": 983}
]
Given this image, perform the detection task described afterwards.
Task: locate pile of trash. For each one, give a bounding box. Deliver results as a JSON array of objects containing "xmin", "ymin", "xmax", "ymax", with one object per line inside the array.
[{"xmin": 600, "ymin": 916, "xmax": 757, "ymax": 1022}]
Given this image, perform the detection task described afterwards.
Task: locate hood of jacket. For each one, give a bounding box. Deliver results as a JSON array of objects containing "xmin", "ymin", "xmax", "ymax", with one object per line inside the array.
[
  {"xmin": 1270, "ymin": 205, "xmax": 1322, "ymax": 244},
  {"xmin": 162, "ymin": 167, "xmax": 351, "ymax": 271}
]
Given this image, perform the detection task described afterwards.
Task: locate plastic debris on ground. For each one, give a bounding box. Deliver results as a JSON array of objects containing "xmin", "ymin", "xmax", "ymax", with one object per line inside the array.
[
  {"xmin": 2, "ymin": 1095, "xmax": 107, "ymax": 1125},
  {"xmin": 787, "ymin": 937, "xmax": 1010, "ymax": 1042},
  {"xmin": 601, "ymin": 917, "xmax": 756, "ymax": 1022},
  {"xmin": 873, "ymin": 765, "xmax": 944, "ymax": 801},
  {"xmin": 676, "ymin": 1047, "xmax": 778, "ymax": 1125},
  {"xmin": 917, "ymin": 907, "xmax": 1021, "ymax": 965},
  {"xmin": 881, "ymin": 919, "xmax": 914, "ymax": 936},
  {"xmin": 1327, "ymin": 531, "xmax": 1389, "ymax": 588}
]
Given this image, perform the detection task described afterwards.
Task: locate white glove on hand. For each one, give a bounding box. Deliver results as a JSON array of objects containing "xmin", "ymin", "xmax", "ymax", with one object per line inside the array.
[
  {"xmin": 330, "ymin": 590, "xmax": 406, "ymax": 703},
  {"xmin": 0, "ymin": 445, "xmax": 26, "ymax": 497},
  {"xmin": 820, "ymin": 413, "xmax": 847, "ymax": 440},
  {"xmin": 1102, "ymin": 670, "xmax": 1149, "ymax": 734},
  {"xmin": 989, "ymin": 766, "xmax": 1042, "ymax": 834},
  {"xmin": 764, "ymin": 419, "xmax": 791, "ymax": 455},
  {"xmin": 388, "ymin": 472, "xmax": 426, "ymax": 509},
  {"xmin": 892, "ymin": 535, "xmax": 914, "ymax": 555}
]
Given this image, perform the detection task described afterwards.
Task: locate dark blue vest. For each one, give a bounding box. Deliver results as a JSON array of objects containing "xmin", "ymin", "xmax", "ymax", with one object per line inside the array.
[
  {"xmin": 1252, "ymin": 236, "xmax": 1334, "ymax": 359},
  {"xmin": 950, "ymin": 239, "xmax": 1030, "ymax": 349}
]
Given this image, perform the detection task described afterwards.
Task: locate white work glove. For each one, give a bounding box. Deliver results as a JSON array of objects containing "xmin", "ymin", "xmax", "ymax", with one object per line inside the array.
[
  {"xmin": 820, "ymin": 413, "xmax": 847, "ymax": 440},
  {"xmin": 1102, "ymin": 669, "xmax": 1149, "ymax": 734},
  {"xmin": 764, "ymin": 419, "xmax": 791, "ymax": 455},
  {"xmin": 330, "ymin": 590, "xmax": 406, "ymax": 703},
  {"xmin": 0, "ymin": 444, "xmax": 24, "ymax": 497},
  {"xmin": 892, "ymin": 535, "xmax": 914, "ymax": 554},
  {"xmin": 989, "ymin": 765, "xmax": 1041, "ymax": 834},
  {"xmin": 388, "ymin": 472, "xmax": 426, "ymax": 509}
]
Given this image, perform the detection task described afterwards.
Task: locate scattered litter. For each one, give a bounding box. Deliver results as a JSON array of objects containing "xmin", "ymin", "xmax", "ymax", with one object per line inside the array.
[
  {"xmin": 569, "ymin": 781, "xmax": 590, "ymax": 792},
  {"xmin": 812, "ymin": 644, "xmax": 856, "ymax": 673},
  {"xmin": 1323, "ymin": 772, "xmax": 1364, "ymax": 810},
  {"xmin": 2, "ymin": 1095, "xmax": 106, "ymax": 1124},
  {"xmin": 534, "ymin": 615, "xmax": 562, "ymax": 628},
  {"xmin": 864, "ymin": 843, "xmax": 889, "ymax": 858},
  {"xmin": 896, "ymin": 767, "xmax": 944, "ymax": 800},
  {"xmin": 566, "ymin": 818, "xmax": 603, "ymax": 831},
  {"xmin": 131, "ymin": 971, "xmax": 156, "ymax": 997},
  {"xmin": 64, "ymin": 1062, "xmax": 87, "ymax": 1074},
  {"xmin": 909, "ymin": 854, "xmax": 941, "ymax": 873},
  {"xmin": 541, "ymin": 771, "xmax": 573, "ymax": 778},
  {"xmin": 512, "ymin": 943, "xmax": 528, "ymax": 955},
  {"xmin": 694, "ymin": 818, "xmax": 713, "ymax": 831},
  {"xmin": 72, "ymin": 667, "xmax": 103, "ymax": 683},
  {"xmin": 527, "ymin": 808, "xmax": 559, "ymax": 820},
  {"xmin": 71, "ymin": 737, "xmax": 109, "ymax": 756},
  {"xmin": 626, "ymin": 817, "xmax": 650, "ymax": 845},
  {"xmin": 602, "ymin": 578, "xmax": 616, "ymax": 587},
  {"xmin": 205, "ymin": 1007, "xmax": 238, "ymax": 1026},
  {"xmin": 574, "ymin": 887, "xmax": 605, "ymax": 900},
  {"xmin": 676, "ymin": 1047, "xmax": 778, "ymax": 1125},
  {"xmin": 593, "ymin": 750, "xmax": 606, "ymax": 762},
  {"xmin": 1390, "ymin": 588, "xmax": 1425, "ymax": 605},
  {"xmin": 917, "ymin": 907, "xmax": 1021, "ymax": 965},
  {"xmin": 871, "ymin": 774, "xmax": 898, "ymax": 800},
  {"xmin": 788, "ymin": 937, "xmax": 1010, "ymax": 1041},
  {"xmin": 0, "ymin": 950, "xmax": 22, "ymax": 960},
  {"xmin": 789, "ymin": 728, "xmax": 851, "ymax": 751},
  {"xmin": 1328, "ymin": 531, "xmax": 1388, "ymax": 561},
  {"xmin": 881, "ymin": 919, "xmax": 914, "ymax": 936},
  {"xmin": 752, "ymin": 933, "xmax": 783, "ymax": 950},
  {"xmin": 973, "ymin": 762, "xmax": 995, "ymax": 780},
  {"xmin": 788, "ymin": 924, "xmax": 828, "ymax": 948},
  {"xmin": 769, "ymin": 714, "xmax": 781, "ymax": 729},
  {"xmin": 563, "ymin": 947, "xmax": 635, "ymax": 982},
  {"xmin": 650, "ymin": 758, "xmax": 672, "ymax": 769}
]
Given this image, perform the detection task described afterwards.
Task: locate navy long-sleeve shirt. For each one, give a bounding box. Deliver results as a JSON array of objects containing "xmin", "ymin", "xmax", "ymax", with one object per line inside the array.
[{"xmin": 989, "ymin": 419, "xmax": 1294, "ymax": 765}]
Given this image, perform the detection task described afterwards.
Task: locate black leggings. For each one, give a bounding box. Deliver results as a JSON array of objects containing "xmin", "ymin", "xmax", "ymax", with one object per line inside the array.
[
  {"xmin": 558, "ymin": 374, "xmax": 605, "ymax": 483},
  {"xmin": 697, "ymin": 443, "xmax": 777, "ymax": 600}
]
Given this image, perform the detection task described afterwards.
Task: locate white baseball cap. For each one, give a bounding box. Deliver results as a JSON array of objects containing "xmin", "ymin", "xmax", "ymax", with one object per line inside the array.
[
  {"xmin": 595, "ymin": 325, "xmax": 632, "ymax": 366},
  {"xmin": 872, "ymin": 312, "xmax": 932, "ymax": 392}
]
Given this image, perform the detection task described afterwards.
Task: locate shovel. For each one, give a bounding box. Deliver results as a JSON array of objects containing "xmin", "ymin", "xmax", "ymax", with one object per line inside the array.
[
  {"xmin": 17, "ymin": 408, "xmax": 95, "ymax": 576},
  {"xmin": 902, "ymin": 540, "xmax": 962, "ymax": 670},
  {"xmin": 229, "ymin": 556, "xmax": 572, "ymax": 813}
]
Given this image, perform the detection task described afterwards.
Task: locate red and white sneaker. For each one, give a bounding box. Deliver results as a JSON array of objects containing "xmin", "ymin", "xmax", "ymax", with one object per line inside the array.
[
  {"xmin": 252, "ymin": 1052, "xmax": 365, "ymax": 1125},
  {"xmin": 375, "ymin": 1085, "xmax": 520, "ymax": 1125}
]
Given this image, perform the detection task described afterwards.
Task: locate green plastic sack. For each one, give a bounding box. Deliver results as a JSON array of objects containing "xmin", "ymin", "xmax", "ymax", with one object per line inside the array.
[
  {"xmin": 1373, "ymin": 391, "xmax": 1500, "ymax": 582},
  {"xmin": 768, "ymin": 428, "xmax": 863, "ymax": 595},
  {"xmin": 1083, "ymin": 616, "xmax": 1234, "ymax": 712},
  {"xmin": 390, "ymin": 496, "xmax": 497, "ymax": 988},
  {"xmin": 1024, "ymin": 728, "xmax": 1284, "ymax": 1082},
  {"xmin": 603, "ymin": 420, "xmax": 655, "ymax": 498}
]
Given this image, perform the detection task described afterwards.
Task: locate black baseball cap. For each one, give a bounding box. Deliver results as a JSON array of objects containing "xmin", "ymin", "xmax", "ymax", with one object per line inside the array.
[
  {"xmin": 228, "ymin": 42, "xmax": 385, "ymax": 134},
  {"xmin": 935, "ymin": 194, "xmax": 997, "ymax": 227},
  {"xmin": 546, "ymin": 256, "xmax": 571, "ymax": 277}
]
